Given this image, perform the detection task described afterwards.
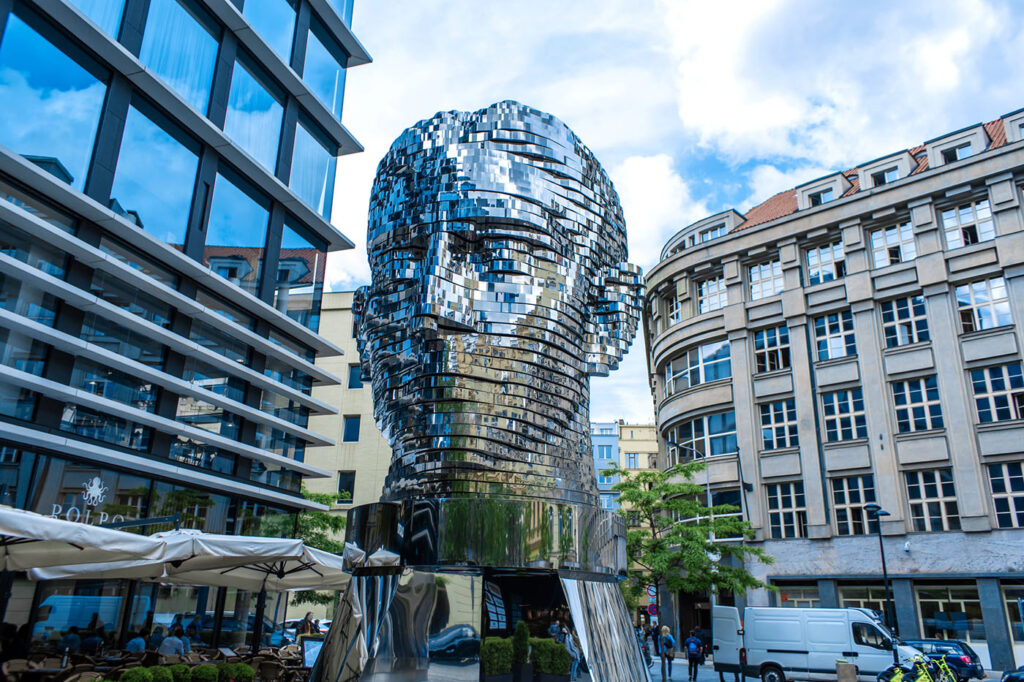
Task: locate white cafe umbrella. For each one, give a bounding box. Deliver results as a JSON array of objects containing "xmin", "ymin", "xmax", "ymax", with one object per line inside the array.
[
  {"xmin": 0, "ymin": 506, "xmax": 165, "ymax": 571},
  {"xmin": 165, "ymin": 544, "xmax": 349, "ymax": 592},
  {"xmin": 28, "ymin": 529, "xmax": 307, "ymax": 581}
]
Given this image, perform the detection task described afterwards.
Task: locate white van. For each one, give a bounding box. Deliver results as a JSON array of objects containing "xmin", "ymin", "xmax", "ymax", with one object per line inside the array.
[{"xmin": 713, "ymin": 605, "xmax": 921, "ymax": 682}]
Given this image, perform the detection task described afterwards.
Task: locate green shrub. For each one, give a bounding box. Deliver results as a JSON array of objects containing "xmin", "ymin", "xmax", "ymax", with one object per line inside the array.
[
  {"xmin": 511, "ymin": 621, "xmax": 530, "ymax": 665},
  {"xmin": 148, "ymin": 667, "xmax": 173, "ymax": 682},
  {"xmin": 168, "ymin": 665, "xmax": 190, "ymax": 682},
  {"xmin": 529, "ymin": 638, "xmax": 550, "ymax": 673},
  {"xmin": 120, "ymin": 668, "xmax": 153, "ymax": 682},
  {"xmin": 481, "ymin": 637, "xmax": 513, "ymax": 675},
  {"xmin": 548, "ymin": 642, "xmax": 571, "ymax": 676},
  {"xmin": 189, "ymin": 665, "xmax": 219, "ymax": 682},
  {"xmin": 215, "ymin": 663, "xmax": 231, "ymax": 682},
  {"xmin": 231, "ymin": 664, "xmax": 254, "ymax": 682}
]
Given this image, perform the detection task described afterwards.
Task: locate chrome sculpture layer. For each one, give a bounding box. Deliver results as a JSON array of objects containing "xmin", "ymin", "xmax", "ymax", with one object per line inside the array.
[{"xmin": 315, "ymin": 101, "xmax": 647, "ymax": 682}]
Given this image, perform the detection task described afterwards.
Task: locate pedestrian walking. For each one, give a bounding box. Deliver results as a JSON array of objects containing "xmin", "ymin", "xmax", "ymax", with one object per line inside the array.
[
  {"xmin": 660, "ymin": 625, "xmax": 676, "ymax": 677},
  {"xmin": 297, "ymin": 612, "xmax": 317, "ymax": 637},
  {"xmin": 684, "ymin": 629, "xmax": 704, "ymax": 681},
  {"xmin": 547, "ymin": 618, "xmax": 562, "ymax": 642},
  {"xmin": 564, "ymin": 626, "xmax": 582, "ymax": 681}
]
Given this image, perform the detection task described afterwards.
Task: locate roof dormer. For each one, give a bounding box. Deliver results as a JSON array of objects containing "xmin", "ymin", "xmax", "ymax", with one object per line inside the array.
[
  {"xmin": 660, "ymin": 209, "xmax": 745, "ymax": 260},
  {"xmin": 1003, "ymin": 108, "xmax": 1024, "ymax": 144},
  {"xmin": 924, "ymin": 123, "xmax": 990, "ymax": 169},
  {"xmin": 796, "ymin": 172, "xmax": 852, "ymax": 211},
  {"xmin": 857, "ymin": 150, "xmax": 916, "ymax": 190}
]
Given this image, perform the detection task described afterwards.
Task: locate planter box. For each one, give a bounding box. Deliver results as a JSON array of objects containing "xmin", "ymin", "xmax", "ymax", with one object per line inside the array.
[
  {"xmin": 512, "ymin": 663, "xmax": 533, "ymax": 682},
  {"xmin": 534, "ymin": 674, "xmax": 570, "ymax": 682},
  {"xmin": 483, "ymin": 674, "xmax": 513, "ymax": 682}
]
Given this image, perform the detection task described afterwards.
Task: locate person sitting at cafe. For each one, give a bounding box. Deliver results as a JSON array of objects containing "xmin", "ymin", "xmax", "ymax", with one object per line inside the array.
[
  {"xmin": 126, "ymin": 630, "xmax": 147, "ymax": 654},
  {"xmin": 58, "ymin": 626, "xmax": 81, "ymax": 654},
  {"xmin": 81, "ymin": 625, "xmax": 106, "ymax": 654},
  {"xmin": 157, "ymin": 626, "xmax": 185, "ymax": 656},
  {"xmin": 148, "ymin": 626, "xmax": 165, "ymax": 651}
]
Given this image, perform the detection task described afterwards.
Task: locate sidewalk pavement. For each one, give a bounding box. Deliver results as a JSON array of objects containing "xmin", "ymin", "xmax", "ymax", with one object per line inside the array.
[{"xmin": 577, "ymin": 657, "xmax": 719, "ymax": 682}]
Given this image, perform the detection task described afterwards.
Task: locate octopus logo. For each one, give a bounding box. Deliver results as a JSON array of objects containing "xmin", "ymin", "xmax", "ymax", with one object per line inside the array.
[{"xmin": 81, "ymin": 477, "xmax": 108, "ymax": 507}]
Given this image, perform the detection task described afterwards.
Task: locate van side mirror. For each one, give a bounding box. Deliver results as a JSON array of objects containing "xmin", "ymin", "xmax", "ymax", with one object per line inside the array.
[{"xmin": 883, "ymin": 639, "xmax": 893, "ymax": 650}]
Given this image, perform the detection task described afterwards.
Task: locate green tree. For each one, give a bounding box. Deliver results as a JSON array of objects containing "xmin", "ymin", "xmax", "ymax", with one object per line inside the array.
[
  {"xmin": 256, "ymin": 488, "xmax": 347, "ymax": 607},
  {"xmin": 601, "ymin": 459, "xmax": 774, "ymax": 682}
]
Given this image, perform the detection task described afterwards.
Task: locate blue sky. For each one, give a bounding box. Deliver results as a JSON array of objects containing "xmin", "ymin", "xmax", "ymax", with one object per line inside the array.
[{"xmin": 327, "ymin": 0, "xmax": 1024, "ymax": 424}]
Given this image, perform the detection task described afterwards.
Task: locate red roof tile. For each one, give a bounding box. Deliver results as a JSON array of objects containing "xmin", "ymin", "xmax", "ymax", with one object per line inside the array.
[{"xmin": 732, "ymin": 118, "xmax": 1010, "ymax": 234}]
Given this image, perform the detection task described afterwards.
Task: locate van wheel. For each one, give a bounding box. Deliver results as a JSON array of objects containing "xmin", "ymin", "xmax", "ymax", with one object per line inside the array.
[{"xmin": 761, "ymin": 665, "xmax": 785, "ymax": 682}]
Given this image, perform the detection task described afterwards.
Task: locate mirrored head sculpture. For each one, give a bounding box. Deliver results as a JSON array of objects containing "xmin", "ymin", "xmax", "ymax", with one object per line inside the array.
[{"xmin": 355, "ymin": 100, "xmax": 644, "ymax": 506}]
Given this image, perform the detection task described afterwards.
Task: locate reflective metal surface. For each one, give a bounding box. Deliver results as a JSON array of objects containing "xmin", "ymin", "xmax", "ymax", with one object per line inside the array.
[
  {"xmin": 355, "ymin": 100, "xmax": 643, "ymax": 507},
  {"xmin": 563, "ymin": 577, "xmax": 651, "ymax": 682},
  {"xmin": 316, "ymin": 101, "xmax": 647, "ymax": 681}
]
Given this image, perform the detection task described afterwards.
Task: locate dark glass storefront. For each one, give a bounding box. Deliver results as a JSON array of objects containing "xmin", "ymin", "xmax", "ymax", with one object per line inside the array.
[{"xmin": 0, "ymin": 444, "xmax": 298, "ymax": 651}]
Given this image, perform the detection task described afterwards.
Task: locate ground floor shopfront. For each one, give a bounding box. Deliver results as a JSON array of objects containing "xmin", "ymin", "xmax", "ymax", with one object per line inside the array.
[{"xmin": 0, "ymin": 442, "xmax": 305, "ymax": 652}]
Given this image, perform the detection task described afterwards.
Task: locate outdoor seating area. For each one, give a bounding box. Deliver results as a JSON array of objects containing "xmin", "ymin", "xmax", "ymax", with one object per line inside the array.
[
  {"xmin": 0, "ymin": 643, "xmax": 314, "ymax": 682},
  {"xmin": 0, "ymin": 508, "xmax": 342, "ymax": 682}
]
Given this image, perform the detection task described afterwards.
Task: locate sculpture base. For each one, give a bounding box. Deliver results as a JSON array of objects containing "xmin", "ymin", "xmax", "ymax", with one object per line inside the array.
[{"xmin": 312, "ymin": 567, "xmax": 649, "ymax": 682}]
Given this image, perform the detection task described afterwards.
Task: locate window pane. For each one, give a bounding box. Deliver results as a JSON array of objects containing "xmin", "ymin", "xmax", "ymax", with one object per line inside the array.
[
  {"xmin": 69, "ymin": 0, "xmax": 125, "ymax": 37},
  {"xmin": 140, "ymin": 0, "xmax": 218, "ymax": 114},
  {"xmin": 203, "ymin": 172, "xmax": 270, "ymax": 294},
  {"xmin": 0, "ymin": 14, "xmax": 107, "ymax": 190},
  {"xmin": 302, "ymin": 23, "xmax": 346, "ymax": 119},
  {"xmin": 242, "ymin": 0, "xmax": 295, "ymax": 62},
  {"xmin": 342, "ymin": 415, "xmax": 360, "ymax": 442},
  {"xmin": 224, "ymin": 58, "xmax": 283, "ymax": 172},
  {"xmin": 290, "ymin": 122, "xmax": 335, "ymax": 219},
  {"xmin": 110, "ymin": 104, "xmax": 199, "ymax": 247},
  {"xmin": 275, "ymin": 223, "xmax": 326, "ymax": 331}
]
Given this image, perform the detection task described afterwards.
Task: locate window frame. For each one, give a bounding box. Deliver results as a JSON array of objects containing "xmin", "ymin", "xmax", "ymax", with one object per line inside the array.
[
  {"xmin": 956, "ymin": 276, "xmax": 1012, "ymax": 333},
  {"xmin": 870, "ymin": 222, "xmax": 916, "ymax": 268},
  {"xmin": 891, "ymin": 375, "xmax": 944, "ymax": 433},
  {"xmin": 805, "ymin": 239, "xmax": 845, "ymax": 286},
  {"xmin": 342, "ymin": 414, "xmax": 360, "ymax": 442},
  {"xmin": 905, "ymin": 468, "xmax": 960, "ymax": 532},
  {"xmin": 663, "ymin": 339, "xmax": 731, "ymax": 397},
  {"xmin": 759, "ymin": 398, "xmax": 799, "ymax": 451},
  {"xmin": 766, "ymin": 481, "xmax": 807, "ymax": 539},
  {"xmin": 970, "ymin": 362, "xmax": 1024, "ymax": 423},
  {"xmin": 831, "ymin": 474, "xmax": 877, "ymax": 536},
  {"xmin": 813, "ymin": 310, "xmax": 857, "ymax": 361},
  {"xmin": 941, "ymin": 199, "xmax": 994, "ymax": 250},
  {"xmin": 880, "ymin": 295, "xmax": 929, "ymax": 348},
  {"xmin": 748, "ymin": 259, "xmax": 784, "ymax": 301},
  {"xmin": 988, "ymin": 461, "xmax": 1024, "ymax": 529},
  {"xmin": 821, "ymin": 388, "xmax": 868, "ymax": 442},
  {"xmin": 696, "ymin": 275, "xmax": 728, "ymax": 314},
  {"xmin": 753, "ymin": 325, "xmax": 791, "ymax": 373}
]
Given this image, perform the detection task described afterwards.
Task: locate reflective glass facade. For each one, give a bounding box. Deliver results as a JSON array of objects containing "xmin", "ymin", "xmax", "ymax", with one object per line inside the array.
[{"xmin": 0, "ymin": 0, "xmax": 364, "ymax": 649}]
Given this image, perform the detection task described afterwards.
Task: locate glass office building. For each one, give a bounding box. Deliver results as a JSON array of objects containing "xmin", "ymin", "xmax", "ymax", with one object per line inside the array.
[{"xmin": 0, "ymin": 0, "xmax": 369, "ymax": 648}]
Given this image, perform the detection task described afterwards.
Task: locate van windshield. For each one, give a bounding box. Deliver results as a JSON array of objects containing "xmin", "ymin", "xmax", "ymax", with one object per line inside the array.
[{"xmin": 852, "ymin": 622, "xmax": 890, "ymax": 649}]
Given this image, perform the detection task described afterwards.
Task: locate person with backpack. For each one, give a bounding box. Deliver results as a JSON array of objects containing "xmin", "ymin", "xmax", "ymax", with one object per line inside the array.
[
  {"xmin": 660, "ymin": 626, "xmax": 676, "ymax": 677},
  {"xmin": 684, "ymin": 628, "xmax": 704, "ymax": 681}
]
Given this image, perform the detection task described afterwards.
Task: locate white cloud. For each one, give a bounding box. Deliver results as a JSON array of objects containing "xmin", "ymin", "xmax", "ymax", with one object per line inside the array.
[
  {"xmin": 661, "ymin": 0, "xmax": 1023, "ymax": 168},
  {"xmin": 741, "ymin": 164, "xmax": 832, "ymax": 211},
  {"xmin": 609, "ymin": 154, "xmax": 709, "ymax": 272}
]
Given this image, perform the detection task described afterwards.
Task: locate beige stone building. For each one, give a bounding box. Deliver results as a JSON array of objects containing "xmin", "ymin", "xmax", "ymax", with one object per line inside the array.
[
  {"xmin": 307, "ymin": 291, "xmax": 391, "ymax": 510},
  {"xmin": 645, "ymin": 109, "xmax": 1024, "ymax": 669},
  {"xmin": 618, "ymin": 421, "xmax": 659, "ymax": 472}
]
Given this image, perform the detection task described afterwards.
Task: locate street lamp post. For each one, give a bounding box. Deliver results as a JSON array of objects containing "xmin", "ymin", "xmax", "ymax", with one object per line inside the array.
[{"xmin": 864, "ymin": 503, "xmax": 899, "ymax": 662}]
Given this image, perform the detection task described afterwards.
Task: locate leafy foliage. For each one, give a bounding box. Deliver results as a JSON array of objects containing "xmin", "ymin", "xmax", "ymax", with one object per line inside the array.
[
  {"xmin": 147, "ymin": 668, "xmax": 172, "ymax": 682},
  {"xmin": 603, "ymin": 460, "xmax": 773, "ymax": 600},
  {"xmin": 119, "ymin": 669, "xmax": 153, "ymax": 682},
  {"xmin": 168, "ymin": 664, "xmax": 190, "ymax": 682},
  {"xmin": 188, "ymin": 666, "xmax": 218, "ymax": 682},
  {"xmin": 261, "ymin": 488, "xmax": 347, "ymax": 606},
  {"xmin": 511, "ymin": 620, "xmax": 530, "ymax": 665},
  {"xmin": 481, "ymin": 637, "xmax": 513, "ymax": 675}
]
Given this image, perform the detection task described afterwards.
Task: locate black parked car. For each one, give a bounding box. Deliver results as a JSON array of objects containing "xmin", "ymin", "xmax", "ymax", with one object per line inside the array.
[
  {"xmin": 902, "ymin": 639, "xmax": 984, "ymax": 681},
  {"xmin": 1001, "ymin": 665, "xmax": 1024, "ymax": 682}
]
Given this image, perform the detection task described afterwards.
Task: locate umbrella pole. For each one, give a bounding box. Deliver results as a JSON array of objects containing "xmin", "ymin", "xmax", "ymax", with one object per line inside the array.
[
  {"xmin": 0, "ymin": 569, "xmax": 11, "ymax": 621},
  {"xmin": 252, "ymin": 587, "xmax": 267, "ymax": 650}
]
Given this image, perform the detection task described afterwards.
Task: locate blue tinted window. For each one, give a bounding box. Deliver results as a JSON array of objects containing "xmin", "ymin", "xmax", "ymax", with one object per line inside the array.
[
  {"xmin": 140, "ymin": 0, "xmax": 219, "ymax": 113},
  {"xmin": 110, "ymin": 103, "xmax": 199, "ymax": 246},
  {"xmin": 275, "ymin": 222, "xmax": 326, "ymax": 331},
  {"xmin": 302, "ymin": 23, "xmax": 346, "ymax": 119},
  {"xmin": 328, "ymin": 0, "xmax": 355, "ymax": 27},
  {"xmin": 343, "ymin": 415, "xmax": 360, "ymax": 442},
  {"xmin": 69, "ymin": 0, "xmax": 125, "ymax": 37},
  {"xmin": 224, "ymin": 58, "xmax": 283, "ymax": 172},
  {"xmin": 204, "ymin": 171, "xmax": 270, "ymax": 295},
  {"xmin": 242, "ymin": 0, "xmax": 295, "ymax": 63},
  {"xmin": 291, "ymin": 122, "xmax": 335, "ymax": 219},
  {"xmin": 0, "ymin": 14, "xmax": 107, "ymax": 190}
]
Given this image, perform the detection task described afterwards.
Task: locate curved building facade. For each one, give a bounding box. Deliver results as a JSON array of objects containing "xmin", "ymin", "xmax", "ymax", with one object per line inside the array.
[
  {"xmin": 645, "ymin": 110, "xmax": 1024, "ymax": 670},
  {"xmin": 0, "ymin": 0, "xmax": 367, "ymax": 648}
]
